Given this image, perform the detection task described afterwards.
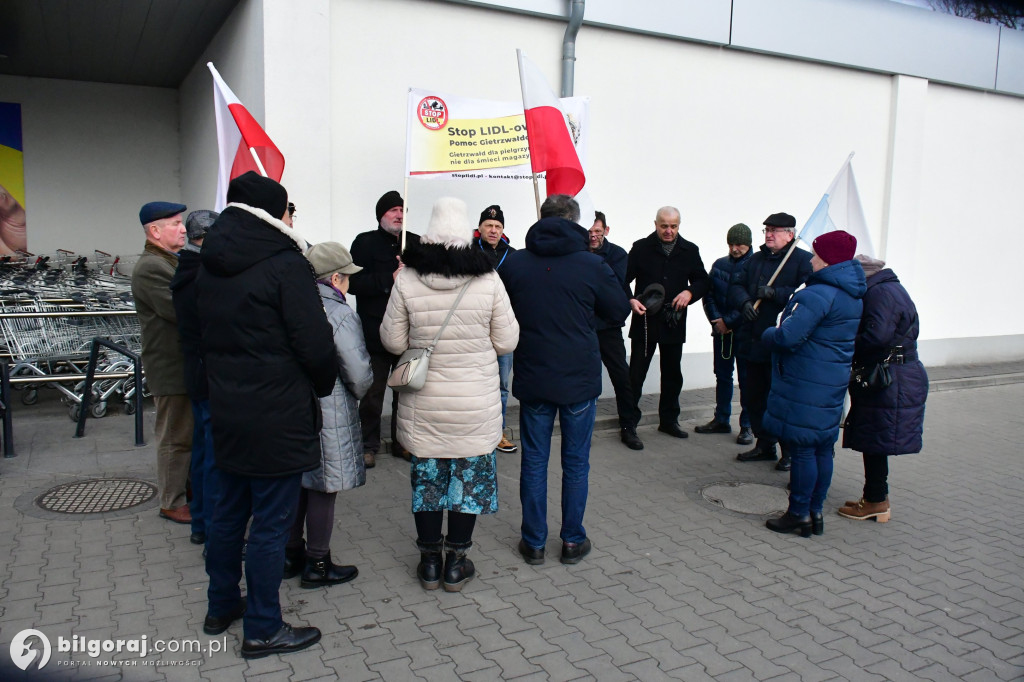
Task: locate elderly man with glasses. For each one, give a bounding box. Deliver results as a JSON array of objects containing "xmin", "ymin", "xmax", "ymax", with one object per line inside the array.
[{"xmin": 728, "ymin": 213, "xmax": 813, "ymax": 471}]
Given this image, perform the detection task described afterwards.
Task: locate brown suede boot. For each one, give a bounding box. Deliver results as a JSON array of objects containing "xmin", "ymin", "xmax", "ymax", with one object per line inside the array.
[{"xmin": 838, "ymin": 498, "xmax": 890, "ymax": 522}]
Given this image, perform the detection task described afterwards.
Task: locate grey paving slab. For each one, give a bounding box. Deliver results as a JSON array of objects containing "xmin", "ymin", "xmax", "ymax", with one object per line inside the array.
[{"xmin": 0, "ymin": 363, "xmax": 1023, "ymax": 681}]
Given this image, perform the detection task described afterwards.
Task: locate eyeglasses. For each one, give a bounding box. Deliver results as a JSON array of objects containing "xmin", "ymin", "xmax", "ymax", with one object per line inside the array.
[{"xmin": 762, "ymin": 228, "xmax": 791, "ymax": 234}]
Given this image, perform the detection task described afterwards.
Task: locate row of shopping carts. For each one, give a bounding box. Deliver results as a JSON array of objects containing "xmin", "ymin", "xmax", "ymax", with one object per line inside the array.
[{"xmin": 0, "ymin": 250, "xmax": 147, "ymax": 422}]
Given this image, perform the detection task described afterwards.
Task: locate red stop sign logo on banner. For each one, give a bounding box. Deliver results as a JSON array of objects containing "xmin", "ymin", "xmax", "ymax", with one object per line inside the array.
[{"xmin": 417, "ymin": 96, "xmax": 449, "ymax": 131}]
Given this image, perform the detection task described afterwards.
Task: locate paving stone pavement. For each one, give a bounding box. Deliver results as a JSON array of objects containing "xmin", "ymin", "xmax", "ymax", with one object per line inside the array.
[{"xmin": 0, "ymin": 362, "xmax": 1022, "ymax": 681}]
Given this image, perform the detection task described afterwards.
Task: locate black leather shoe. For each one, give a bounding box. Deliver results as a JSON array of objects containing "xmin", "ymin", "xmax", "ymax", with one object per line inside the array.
[
  {"xmin": 766, "ymin": 512, "xmax": 813, "ymax": 538},
  {"xmin": 620, "ymin": 427, "xmax": 644, "ymax": 450},
  {"xmin": 203, "ymin": 598, "xmax": 246, "ymax": 636},
  {"xmin": 283, "ymin": 545, "xmax": 305, "ymax": 579},
  {"xmin": 657, "ymin": 423, "xmax": 689, "ymax": 439},
  {"xmin": 775, "ymin": 456, "xmax": 792, "ymax": 472},
  {"xmin": 694, "ymin": 419, "xmax": 731, "ymax": 434},
  {"xmin": 300, "ymin": 552, "xmax": 358, "ymax": 589},
  {"xmin": 517, "ymin": 539, "xmax": 545, "ymax": 565},
  {"xmin": 560, "ymin": 538, "xmax": 592, "ymax": 565},
  {"xmin": 190, "ymin": 531, "xmax": 206, "ymax": 545},
  {"xmin": 811, "ymin": 512, "xmax": 824, "ymax": 536},
  {"xmin": 241, "ymin": 622, "xmax": 321, "ymax": 659},
  {"xmin": 736, "ymin": 444, "xmax": 777, "ymax": 462},
  {"xmin": 736, "ymin": 427, "xmax": 754, "ymax": 445}
]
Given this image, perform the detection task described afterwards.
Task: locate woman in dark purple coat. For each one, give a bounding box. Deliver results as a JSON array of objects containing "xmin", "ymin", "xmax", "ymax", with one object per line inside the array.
[{"xmin": 840, "ymin": 255, "xmax": 928, "ymax": 523}]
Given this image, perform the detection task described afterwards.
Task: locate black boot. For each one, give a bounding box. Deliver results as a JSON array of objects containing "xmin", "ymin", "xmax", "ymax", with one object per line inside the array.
[
  {"xmin": 766, "ymin": 511, "xmax": 813, "ymax": 537},
  {"xmin": 620, "ymin": 426, "xmax": 644, "ymax": 451},
  {"xmin": 416, "ymin": 540, "xmax": 444, "ymax": 590},
  {"xmin": 811, "ymin": 512, "xmax": 824, "ymax": 536},
  {"xmin": 283, "ymin": 544, "xmax": 305, "ymax": 579},
  {"xmin": 737, "ymin": 439, "xmax": 778, "ymax": 462},
  {"xmin": 300, "ymin": 551, "xmax": 358, "ymax": 589},
  {"xmin": 442, "ymin": 539, "xmax": 475, "ymax": 592}
]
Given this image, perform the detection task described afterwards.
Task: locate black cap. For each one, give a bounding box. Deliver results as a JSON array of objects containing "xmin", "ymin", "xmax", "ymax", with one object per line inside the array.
[
  {"xmin": 763, "ymin": 212, "xmax": 796, "ymax": 228},
  {"xmin": 227, "ymin": 171, "xmax": 288, "ymax": 220},
  {"xmin": 139, "ymin": 201, "xmax": 186, "ymax": 226},
  {"xmin": 376, "ymin": 191, "xmax": 403, "ymax": 222},
  {"xmin": 185, "ymin": 210, "xmax": 219, "ymax": 241}
]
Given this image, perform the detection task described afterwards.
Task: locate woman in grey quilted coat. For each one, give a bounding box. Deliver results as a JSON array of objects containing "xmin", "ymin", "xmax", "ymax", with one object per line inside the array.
[{"xmin": 285, "ymin": 241, "xmax": 373, "ymax": 588}]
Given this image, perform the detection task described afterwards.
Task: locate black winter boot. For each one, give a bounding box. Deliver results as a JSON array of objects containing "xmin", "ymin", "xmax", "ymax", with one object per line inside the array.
[
  {"xmin": 443, "ymin": 539, "xmax": 475, "ymax": 592},
  {"xmin": 283, "ymin": 544, "xmax": 305, "ymax": 579},
  {"xmin": 300, "ymin": 551, "xmax": 358, "ymax": 588},
  {"xmin": 416, "ymin": 540, "xmax": 444, "ymax": 590}
]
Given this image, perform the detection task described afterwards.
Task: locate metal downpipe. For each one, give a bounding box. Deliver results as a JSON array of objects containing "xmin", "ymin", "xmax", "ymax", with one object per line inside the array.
[{"xmin": 561, "ymin": 0, "xmax": 585, "ymax": 97}]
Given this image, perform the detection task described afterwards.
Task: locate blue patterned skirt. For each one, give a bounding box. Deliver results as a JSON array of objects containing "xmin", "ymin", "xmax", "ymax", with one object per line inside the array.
[{"xmin": 410, "ymin": 452, "xmax": 498, "ymax": 514}]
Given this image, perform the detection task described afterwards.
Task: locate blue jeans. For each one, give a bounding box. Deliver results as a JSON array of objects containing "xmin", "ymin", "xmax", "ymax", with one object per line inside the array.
[
  {"xmin": 787, "ymin": 442, "xmax": 835, "ymax": 516},
  {"xmin": 713, "ymin": 333, "xmax": 750, "ymax": 427},
  {"xmin": 519, "ymin": 398, "xmax": 597, "ymax": 548},
  {"xmin": 189, "ymin": 399, "xmax": 220, "ymax": 537},
  {"xmin": 206, "ymin": 471, "xmax": 302, "ymax": 640},
  {"xmin": 497, "ymin": 353, "xmax": 513, "ymax": 428}
]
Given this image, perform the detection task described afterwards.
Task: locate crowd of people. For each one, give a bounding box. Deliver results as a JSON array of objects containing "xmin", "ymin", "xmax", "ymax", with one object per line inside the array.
[{"xmin": 132, "ymin": 173, "xmax": 926, "ymax": 658}]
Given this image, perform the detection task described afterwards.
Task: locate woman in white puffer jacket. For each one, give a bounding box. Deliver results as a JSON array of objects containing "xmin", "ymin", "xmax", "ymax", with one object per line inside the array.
[{"xmin": 381, "ymin": 197, "xmax": 519, "ymax": 593}]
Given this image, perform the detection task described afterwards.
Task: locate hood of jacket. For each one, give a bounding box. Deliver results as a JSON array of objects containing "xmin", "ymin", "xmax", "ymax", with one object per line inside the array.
[
  {"xmin": 169, "ymin": 248, "xmax": 201, "ymax": 292},
  {"xmin": 200, "ymin": 203, "xmax": 308, "ymax": 277},
  {"xmin": 808, "ymin": 258, "xmax": 867, "ymax": 299},
  {"xmin": 866, "ymin": 268, "xmax": 899, "ymax": 288},
  {"xmin": 400, "ymin": 241, "xmax": 493, "ymax": 291},
  {"xmin": 524, "ymin": 217, "xmax": 588, "ymax": 257}
]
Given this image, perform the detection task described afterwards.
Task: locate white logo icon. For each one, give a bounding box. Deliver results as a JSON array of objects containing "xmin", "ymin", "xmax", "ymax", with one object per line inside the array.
[{"xmin": 10, "ymin": 629, "xmax": 51, "ymax": 671}]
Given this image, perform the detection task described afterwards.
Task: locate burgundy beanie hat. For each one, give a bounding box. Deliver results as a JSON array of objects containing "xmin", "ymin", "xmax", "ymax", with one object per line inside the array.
[{"xmin": 812, "ymin": 230, "xmax": 857, "ymax": 265}]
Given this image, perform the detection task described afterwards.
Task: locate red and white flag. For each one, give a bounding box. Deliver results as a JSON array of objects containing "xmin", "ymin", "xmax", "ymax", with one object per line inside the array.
[
  {"xmin": 516, "ymin": 50, "xmax": 585, "ymax": 197},
  {"xmin": 207, "ymin": 62, "xmax": 285, "ymax": 211}
]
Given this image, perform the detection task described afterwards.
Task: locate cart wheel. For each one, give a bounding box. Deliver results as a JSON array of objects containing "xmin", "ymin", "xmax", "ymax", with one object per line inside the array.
[
  {"xmin": 124, "ymin": 400, "xmax": 137, "ymax": 416},
  {"xmin": 22, "ymin": 389, "xmax": 38, "ymax": 406},
  {"xmin": 69, "ymin": 403, "xmax": 82, "ymax": 422},
  {"xmin": 91, "ymin": 402, "xmax": 108, "ymax": 419}
]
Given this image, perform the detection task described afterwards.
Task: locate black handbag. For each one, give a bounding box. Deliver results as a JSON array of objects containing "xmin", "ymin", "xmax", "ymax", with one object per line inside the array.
[{"xmin": 849, "ymin": 359, "xmax": 893, "ymax": 393}]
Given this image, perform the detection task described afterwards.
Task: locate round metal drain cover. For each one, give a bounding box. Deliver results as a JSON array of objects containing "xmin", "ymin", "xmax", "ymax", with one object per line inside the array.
[
  {"xmin": 35, "ymin": 478, "xmax": 157, "ymax": 514},
  {"xmin": 701, "ymin": 482, "xmax": 788, "ymax": 515}
]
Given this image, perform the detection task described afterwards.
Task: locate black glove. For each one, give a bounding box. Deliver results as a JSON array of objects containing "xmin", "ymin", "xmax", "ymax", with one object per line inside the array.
[
  {"xmin": 742, "ymin": 300, "xmax": 760, "ymax": 321},
  {"xmin": 756, "ymin": 285, "xmax": 775, "ymax": 301}
]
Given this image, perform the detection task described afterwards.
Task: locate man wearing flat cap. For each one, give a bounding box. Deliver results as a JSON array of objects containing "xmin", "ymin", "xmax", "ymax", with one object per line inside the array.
[
  {"xmin": 349, "ymin": 191, "xmax": 420, "ymax": 468},
  {"xmin": 728, "ymin": 212, "xmax": 813, "ymax": 471},
  {"xmin": 133, "ymin": 200, "xmax": 193, "ymax": 525},
  {"xmin": 625, "ymin": 206, "xmax": 710, "ymax": 440}
]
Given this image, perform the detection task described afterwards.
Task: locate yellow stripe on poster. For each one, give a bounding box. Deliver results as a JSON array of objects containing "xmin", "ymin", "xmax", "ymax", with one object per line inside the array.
[
  {"xmin": 409, "ymin": 114, "xmax": 531, "ymax": 174},
  {"xmin": 0, "ymin": 145, "xmax": 26, "ymax": 207}
]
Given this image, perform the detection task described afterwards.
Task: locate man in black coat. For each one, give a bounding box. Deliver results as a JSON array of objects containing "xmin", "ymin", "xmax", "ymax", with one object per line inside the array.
[
  {"xmin": 728, "ymin": 212, "xmax": 813, "ymax": 470},
  {"xmin": 501, "ymin": 195, "xmax": 629, "ymax": 566},
  {"xmin": 197, "ymin": 172, "xmax": 338, "ymax": 659},
  {"xmin": 589, "ymin": 211, "xmax": 643, "ymax": 450},
  {"xmin": 349, "ymin": 191, "xmax": 421, "ymax": 468},
  {"xmin": 626, "ymin": 206, "xmax": 710, "ymax": 439}
]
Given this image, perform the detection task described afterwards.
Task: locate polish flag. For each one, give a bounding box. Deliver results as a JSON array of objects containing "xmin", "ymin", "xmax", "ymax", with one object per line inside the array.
[
  {"xmin": 516, "ymin": 50, "xmax": 585, "ymax": 197},
  {"xmin": 207, "ymin": 62, "xmax": 285, "ymax": 211}
]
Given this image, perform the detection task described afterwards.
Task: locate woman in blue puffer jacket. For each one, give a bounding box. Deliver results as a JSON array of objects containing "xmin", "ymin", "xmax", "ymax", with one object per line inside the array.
[{"xmin": 760, "ymin": 231, "xmax": 866, "ymax": 537}]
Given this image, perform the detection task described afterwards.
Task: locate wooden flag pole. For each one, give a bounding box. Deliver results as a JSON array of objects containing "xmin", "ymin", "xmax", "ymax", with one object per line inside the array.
[
  {"xmin": 401, "ymin": 176, "xmax": 409, "ymax": 253},
  {"xmin": 248, "ymin": 148, "xmax": 268, "ymax": 177},
  {"xmin": 531, "ymin": 173, "xmax": 542, "ymax": 221},
  {"xmin": 752, "ymin": 237, "xmax": 803, "ymax": 311}
]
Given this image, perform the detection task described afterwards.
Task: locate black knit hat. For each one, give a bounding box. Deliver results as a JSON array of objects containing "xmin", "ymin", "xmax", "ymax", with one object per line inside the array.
[
  {"xmin": 375, "ymin": 191, "xmax": 403, "ymax": 222},
  {"xmin": 479, "ymin": 205, "xmax": 504, "ymax": 226},
  {"xmin": 227, "ymin": 172, "xmax": 288, "ymax": 220},
  {"xmin": 763, "ymin": 212, "xmax": 796, "ymax": 228}
]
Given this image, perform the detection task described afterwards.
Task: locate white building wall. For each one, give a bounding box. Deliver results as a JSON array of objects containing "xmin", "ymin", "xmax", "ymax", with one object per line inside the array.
[{"xmin": 0, "ymin": 75, "xmax": 179, "ymax": 258}]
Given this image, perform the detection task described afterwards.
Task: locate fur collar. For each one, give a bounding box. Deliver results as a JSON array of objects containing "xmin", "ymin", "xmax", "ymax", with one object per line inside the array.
[
  {"xmin": 401, "ymin": 242, "xmax": 493, "ymax": 277},
  {"xmin": 226, "ymin": 202, "xmax": 307, "ymax": 251}
]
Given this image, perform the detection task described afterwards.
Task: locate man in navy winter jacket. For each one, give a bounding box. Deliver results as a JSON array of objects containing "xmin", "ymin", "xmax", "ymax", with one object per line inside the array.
[{"xmin": 500, "ymin": 195, "xmax": 629, "ymax": 567}]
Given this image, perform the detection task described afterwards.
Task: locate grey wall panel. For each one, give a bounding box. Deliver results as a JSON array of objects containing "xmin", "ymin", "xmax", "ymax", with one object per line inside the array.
[
  {"xmin": 731, "ymin": 0, "xmax": 999, "ymax": 90},
  {"xmin": 997, "ymin": 27, "xmax": 1024, "ymax": 96}
]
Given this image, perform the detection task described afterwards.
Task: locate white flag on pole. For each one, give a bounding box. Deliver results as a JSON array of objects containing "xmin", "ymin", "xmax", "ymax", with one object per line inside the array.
[{"xmin": 798, "ymin": 153, "xmax": 875, "ymax": 257}]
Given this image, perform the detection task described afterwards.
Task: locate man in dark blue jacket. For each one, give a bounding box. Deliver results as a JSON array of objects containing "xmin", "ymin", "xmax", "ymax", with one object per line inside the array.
[
  {"xmin": 589, "ymin": 211, "xmax": 642, "ymax": 450},
  {"xmin": 695, "ymin": 223, "xmax": 754, "ymax": 444},
  {"xmin": 501, "ymin": 195, "xmax": 630, "ymax": 567},
  {"xmin": 728, "ymin": 212, "xmax": 813, "ymax": 470}
]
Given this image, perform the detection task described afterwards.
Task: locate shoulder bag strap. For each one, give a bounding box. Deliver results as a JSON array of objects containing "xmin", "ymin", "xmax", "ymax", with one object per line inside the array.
[{"xmin": 426, "ymin": 280, "xmax": 473, "ymax": 352}]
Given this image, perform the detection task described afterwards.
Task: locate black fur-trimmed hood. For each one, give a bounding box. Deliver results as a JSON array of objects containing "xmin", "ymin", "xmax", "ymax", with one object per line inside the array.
[{"xmin": 401, "ymin": 242, "xmax": 493, "ymax": 278}]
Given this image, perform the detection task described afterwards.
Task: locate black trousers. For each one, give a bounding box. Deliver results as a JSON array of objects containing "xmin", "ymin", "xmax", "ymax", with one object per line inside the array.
[
  {"xmin": 863, "ymin": 453, "xmax": 889, "ymax": 503},
  {"xmin": 414, "ymin": 511, "xmax": 477, "ymax": 547},
  {"xmin": 745, "ymin": 359, "xmax": 776, "ymax": 446},
  {"xmin": 359, "ymin": 351, "xmax": 400, "ymax": 454},
  {"xmin": 287, "ymin": 488, "xmax": 338, "ymax": 559},
  {"xmin": 598, "ymin": 327, "xmax": 639, "ymax": 428},
  {"xmin": 629, "ymin": 334, "xmax": 683, "ymax": 425}
]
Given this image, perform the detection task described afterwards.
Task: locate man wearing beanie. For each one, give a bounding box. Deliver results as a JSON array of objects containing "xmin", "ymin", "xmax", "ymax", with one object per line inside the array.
[
  {"xmin": 170, "ymin": 210, "xmax": 219, "ymax": 548},
  {"xmin": 196, "ymin": 171, "xmax": 338, "ymax": 658},
  {"xmin": 132, "ymin": 200, "xmax": 192, "ymax": 525},
  {"xmin": 349, "ymin": 191, "xmax": 421, "ymax": 468},
  {"xmin": 729, "ymin": 212, "xmax": 813, "ymax": 470},
  {"xmin": 761, "ymin": 230, "xmax": 865, "ymax": 537},
  {"xmin": 476, "ymin": 204, "xmax": 517, "ymax": 453},
  {"xmin": 696, "ymin": 223, "xmax": 754, "ymax": 443}
]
